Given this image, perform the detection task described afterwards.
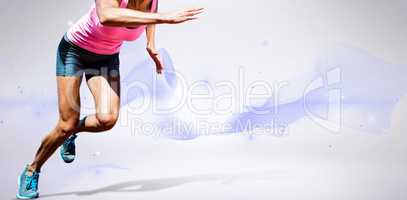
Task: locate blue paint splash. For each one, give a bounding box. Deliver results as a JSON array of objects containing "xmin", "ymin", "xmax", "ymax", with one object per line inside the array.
[
  {"xmin": 120, "ymin": 48, "xmax": 177, "ymax": 105},
  {"xmin": 2, "ymin": 44, "xmax": 405, "ymax": 140},
  {"xmin": 227, "ymin": 46, "xmax": 407, "ymax": 135}
]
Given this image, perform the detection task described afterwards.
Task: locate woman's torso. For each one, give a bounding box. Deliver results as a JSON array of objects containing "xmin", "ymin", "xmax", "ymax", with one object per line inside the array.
[{"xmin": 66, "ymin": 0, "xmax": 157, "ymax": 55}]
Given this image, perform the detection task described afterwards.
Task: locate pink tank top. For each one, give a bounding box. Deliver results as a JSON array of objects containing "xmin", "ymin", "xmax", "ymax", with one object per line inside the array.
[{"xmin": 66, "ymin": 0, "xmax": 157, "ymax": 55}]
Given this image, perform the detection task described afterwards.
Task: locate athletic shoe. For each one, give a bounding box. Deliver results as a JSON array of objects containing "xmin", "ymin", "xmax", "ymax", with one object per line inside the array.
[
  {"xmin": 60, "ymin": 134, "xmax": 78, "ymax": 163},
  {"xmin": 16, "ymin": 165, "xmax": 40, "ymax": 199}
]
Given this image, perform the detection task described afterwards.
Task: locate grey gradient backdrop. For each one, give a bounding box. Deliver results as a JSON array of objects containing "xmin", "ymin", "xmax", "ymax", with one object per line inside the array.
[{"xmin": 1, "ymin": 0, "xmax": 407, "ymax": 200}]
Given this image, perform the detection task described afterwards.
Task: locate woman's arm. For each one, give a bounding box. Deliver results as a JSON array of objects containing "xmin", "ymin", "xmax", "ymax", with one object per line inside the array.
[
  {"xmin": 145, "ymin": 1, "xmax": 163, "ymax": 73},
  {"xmin": 146, "ymin": 24, "xmax": 156, "ymax": 49},
  {"xmin": 146, "ymin": 0, "xmax": 158, "ymax": 49},
  {"xmin": 146, "ymin": 23, "xmax": 163, "ymax": 74},
  {"xmin": 96, "ymin": 0, "xmax": 203, "ymax": 27}
]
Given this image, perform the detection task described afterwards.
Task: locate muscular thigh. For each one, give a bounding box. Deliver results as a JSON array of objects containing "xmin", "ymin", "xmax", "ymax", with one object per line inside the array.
[
  {"xmin": 85, "ymin": 69, "xmax": 120, "ymax": 116},
  {"xmin": 57, "ymin": 76, "xmax": 82, "ymax": 122}
]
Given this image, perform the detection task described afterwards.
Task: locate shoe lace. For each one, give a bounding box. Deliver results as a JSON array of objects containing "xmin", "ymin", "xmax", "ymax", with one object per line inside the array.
[
  {"xmin": 64, "ymin": 134, "xmax": 77, "ymax": 154},
  {"xmin": 25, "ymin": 172, "xmax": 39, "ymax": 191}
]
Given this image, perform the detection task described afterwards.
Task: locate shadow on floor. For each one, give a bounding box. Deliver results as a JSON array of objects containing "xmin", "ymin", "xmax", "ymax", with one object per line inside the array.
[{"xmin": 37, "ymin": 171, "xmax": 287, "ymax": 199}]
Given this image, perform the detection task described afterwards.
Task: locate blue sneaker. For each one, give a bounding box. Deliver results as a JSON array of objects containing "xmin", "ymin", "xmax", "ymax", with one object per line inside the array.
[
  {"xmin": 60, "ymin": 134, "xmax": 78, "ymax": 163},
  {"xmin": 17, "ymin": 166, "xmax": 40, "ymax": 199}
]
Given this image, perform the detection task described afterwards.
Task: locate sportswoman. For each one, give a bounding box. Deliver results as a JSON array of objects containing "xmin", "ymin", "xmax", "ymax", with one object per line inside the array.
[{"xmin": 17, "ymin": 0, "xmax": 203, "ymax": 199}]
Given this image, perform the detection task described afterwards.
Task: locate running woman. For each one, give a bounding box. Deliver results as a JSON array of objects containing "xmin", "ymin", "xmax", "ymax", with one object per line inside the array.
[{"xmin": 17, "ymin": 0, "xmax": 203, "ymax": 199}]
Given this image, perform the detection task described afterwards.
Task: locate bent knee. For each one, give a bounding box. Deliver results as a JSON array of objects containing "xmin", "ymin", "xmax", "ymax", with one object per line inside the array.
[
  {"xmin": 57, "ymin": 119, "xmax": 79, "ymax": 136},
  {"xmin": 96, "ymin": 113, "xmax": 119, "ymax": 130}
]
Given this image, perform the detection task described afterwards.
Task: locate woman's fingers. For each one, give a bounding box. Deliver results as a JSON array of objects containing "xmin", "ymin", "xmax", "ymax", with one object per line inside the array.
[
  {"xmin": 164, "ymin": 7, "xmax": 204, "ymax": 24},
  {"xmin": 177, "ymin": 16, "xmax": 199, "ymax": 23},
  {"xmin": 147, "ymin": 48, "xmax": 164, "ymax": 74},
  {"xmin": 185, "ymin": 16, "xmax": 199, "ymax": 21},
  {"xmin": 184, "ymin": 10, "xmax": 204, "ymax": 17},
  {"xmin": 182, "ymin": 7, "xmax": 204, "ymax": 17},
  {"xmin": 185, "ymin": 7, "xmax": 204, "ymax": 12},
  {"xmin": 187, "ymin": 8, "xmax": 204, "ymax": 14},
  {"xmin": 154, "ymin": 55, "xmax": 164, "ymax": 74},
  {"xmin": 190, "ymin": 7, "xmax": 205, "ymax": 12}
]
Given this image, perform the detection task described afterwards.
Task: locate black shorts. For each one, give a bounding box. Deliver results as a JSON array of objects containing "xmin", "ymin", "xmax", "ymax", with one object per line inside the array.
[{"xmin": 56, "ymin": 33, "xmax": 120, "ymax": 78}]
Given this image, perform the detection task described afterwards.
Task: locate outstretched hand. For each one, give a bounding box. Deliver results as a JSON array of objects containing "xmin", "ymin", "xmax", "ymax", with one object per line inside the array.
[
  {"xmin": 161, "ymin": 7, "xmax": 204, "ymax": 24},
  {"xmin": 148, "ymin": 8, "xmax": 204, "ymax": 73},
  {"xmin": 147, "ymin": 47, "xmax": 164, "ymax": 74}
]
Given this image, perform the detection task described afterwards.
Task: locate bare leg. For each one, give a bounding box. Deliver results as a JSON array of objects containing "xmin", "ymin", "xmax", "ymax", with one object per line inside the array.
[
  {"xmin": 29, "ymin": 76, "xmax": 82, "ymax": 172},
  {"xmin": 28, "ymin": 70, "xmax": 120, "ymax": 172},
  {"xmin": 74, "ymin": 71, "xmax": 121, "ymax": 133}
]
